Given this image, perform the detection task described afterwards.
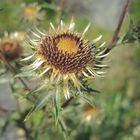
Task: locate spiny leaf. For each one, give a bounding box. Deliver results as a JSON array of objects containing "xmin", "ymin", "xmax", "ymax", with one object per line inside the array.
[
  {"xmin": 54, "ymin": 86, "xmax": 62, "ymax": 125},
  {"xmin": 24, "ymin": 92, "xmax": 53, "ymax": 121},
  {"xmin": 58, "ymin": 117, "xmax": 67, "ymax": 134}
]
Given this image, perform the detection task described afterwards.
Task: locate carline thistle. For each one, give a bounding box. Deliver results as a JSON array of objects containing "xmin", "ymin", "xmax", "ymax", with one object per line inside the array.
[
  {"xmin": 0, "ymin": 32, "xmax": 24, "ymax": 62},
  {"xmin": 23, "ymin": 19, "xmax": 109, "ymax": 99}
]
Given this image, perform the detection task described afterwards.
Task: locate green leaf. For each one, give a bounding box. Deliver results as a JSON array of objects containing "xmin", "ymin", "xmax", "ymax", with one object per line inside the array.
[
  {"xmin": 30, "ymin": 111, "xmax": 44, "ymax": 129},
  {"xmin": 24, "ymin": 91, "xmax": 53, "ymax": 121},
  {"xmin": 58, "ymin": 117, "xmax": 67, "ymax": 134},
  {"xmin": 54, "ymin": 86, "xmax": 62, "ymax": 125}
]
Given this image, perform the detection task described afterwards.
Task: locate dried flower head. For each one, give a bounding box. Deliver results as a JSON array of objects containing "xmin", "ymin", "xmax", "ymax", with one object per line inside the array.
[
  {"xmin": 21, "ymin": 3, "xmax": 45, "ymax": 24},
  {"xmin": 0, "ymin": 32, "xmax": 24, "ymax": 61},
  {"xmin": 23, "ymin": 20, "xmax": 109, "ymax": 99}
]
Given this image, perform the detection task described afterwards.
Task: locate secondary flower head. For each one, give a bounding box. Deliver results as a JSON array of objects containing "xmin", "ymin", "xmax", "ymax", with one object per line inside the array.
[
  {"xmin": 83, "ymin": 105, "xmax": 98, "ymax": 122},
  {"xmin": 24, "ymin": 20, "xmax": 109, "ymax": 99},
  {"xmin": 21, "ymin": 3, "xmax": 45, "ymax": 24},
  {"xmin": 0, "ymin": 32, "xmax": 24, "ymax": 61}
]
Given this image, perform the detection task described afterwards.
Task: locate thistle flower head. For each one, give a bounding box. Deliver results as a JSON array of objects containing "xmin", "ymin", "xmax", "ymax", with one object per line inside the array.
[
  {"xmin": 0, "ymin": 32, "xmax": 24, "ymax": 61},
  {"xmin": 24, "ymin": 20, "xmax": 109, "ymax": 99},
  {"xmin": 21, "ymin": 3, "xmax": 45, "ymax": 24}
]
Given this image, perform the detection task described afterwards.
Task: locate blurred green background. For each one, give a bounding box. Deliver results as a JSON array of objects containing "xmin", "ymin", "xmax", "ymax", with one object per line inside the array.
[{"xmin": 0, "ymin": 0, "xmax": 140, "ymax": 140}]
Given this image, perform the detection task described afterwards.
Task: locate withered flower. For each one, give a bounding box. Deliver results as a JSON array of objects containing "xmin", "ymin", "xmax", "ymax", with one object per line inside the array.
[{"xmin": 0, "ymin": 32, "xmax": 24, "ymax": 61}]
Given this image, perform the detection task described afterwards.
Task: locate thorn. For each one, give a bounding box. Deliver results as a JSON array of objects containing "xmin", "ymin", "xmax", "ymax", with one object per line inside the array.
[
  {"xmin": 92, "ymin": 35, "xmax": 102, "ymax": 43},
  {"xmin": 82, "ymin": 23, "xmax": 91, "ymax": 35}
]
